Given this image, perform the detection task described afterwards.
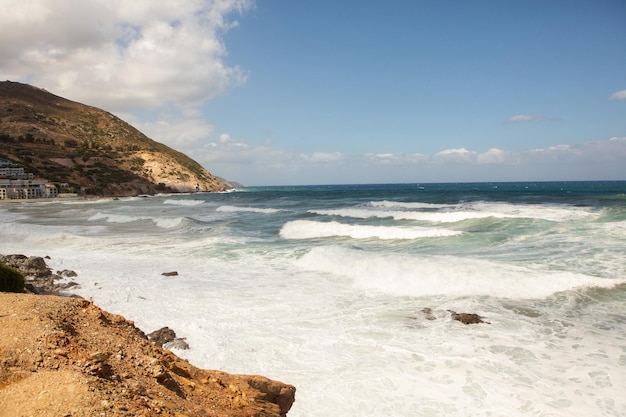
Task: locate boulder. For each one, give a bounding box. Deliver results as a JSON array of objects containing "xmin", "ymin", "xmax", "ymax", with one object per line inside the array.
[
  {"xmin": 164, "ymin": 338, "xmax": 190, "ymax": 350},
  {"xmin": 243, "ymin": 375, "xmax": 297, "ymax": 417},
  {"xmin": 447, "ymin": 310, "xmax": 490, "ymax": 325},
  {"xmin": 147, "ymin": 327, "xmax": 177, "ymax": 346}
]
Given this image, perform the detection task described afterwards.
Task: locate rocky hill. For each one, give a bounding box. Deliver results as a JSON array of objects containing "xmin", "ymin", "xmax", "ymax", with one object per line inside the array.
[
  {"xmin": 0, "ymin": 81, "xmax": 232, "ymax": 196},
  {"xmin": 0, "ymin": 292, "xmax": 295, "ymax": 417}
]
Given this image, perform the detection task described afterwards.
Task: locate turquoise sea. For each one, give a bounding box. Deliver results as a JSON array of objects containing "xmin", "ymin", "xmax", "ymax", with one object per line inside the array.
[{"xmin": 1, "ymin": 181, "xmax": 625, "ymax": 416}]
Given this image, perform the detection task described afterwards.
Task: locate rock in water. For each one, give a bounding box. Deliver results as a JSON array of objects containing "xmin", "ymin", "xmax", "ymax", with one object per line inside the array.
[
  {"xmin": 147, "ymin": 327, "xmax": 177, "ymax": 346},
  {"xmin": 447, "ymin": 310, "xmax": 490, "ymax": 325},
  {"xmin": 164, "ymin": 338, "xmax": 190, "ymax": 350}
]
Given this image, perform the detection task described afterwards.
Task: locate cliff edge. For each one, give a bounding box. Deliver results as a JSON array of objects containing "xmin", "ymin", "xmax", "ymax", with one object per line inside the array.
[{"xmin": 0, "ymin": 292, "xmax": 295, "ymax": 417}]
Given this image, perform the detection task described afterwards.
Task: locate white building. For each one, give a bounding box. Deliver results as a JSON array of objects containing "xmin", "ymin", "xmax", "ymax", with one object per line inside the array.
[
  {"xmin": 0, "ymin": 166, "xmax": 34, "ymax": 180},
  {"xmin": 0, "ymin": 164, "xmax": 58, "ymax": 200}
]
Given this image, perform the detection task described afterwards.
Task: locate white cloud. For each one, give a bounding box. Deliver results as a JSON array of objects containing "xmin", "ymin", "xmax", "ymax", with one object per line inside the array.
[
  {"xmin": 0, "ymin": 0, "xmax": 253, "ymax": 112},
  {"xmin": 188, "ymin": 135, "xmax": 626, "ymax": 185},
  {"xmin": 434, "ymin": 148, "xmax": 477, "ymax": 163},
  {"xmin": 133, "ymin": 115, "xmax": 216, "ymax": 149},
  {"xmin": 477, "ymin": 148, "xmax": 510, "ymax": 164},
  {"xmin": 299, "ymin": 152, "xmax": 344, "ymax": 163},
  {"xmin": 609, "ymin": 90, "xmax": 626, "ymax": 101},
  {"xmin": 505, "ymin": 114, "xmax": 544, "ymax": 123}
]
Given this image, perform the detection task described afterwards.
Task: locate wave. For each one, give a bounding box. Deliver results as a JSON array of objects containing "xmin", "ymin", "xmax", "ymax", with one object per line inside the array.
[
  {"xmin": 311, "ymin": 201, "xmax": 595, "ymax": 223},
  {"xmin": 309, "ymin": 208, "xmax": 500, "ymax": 223},
  {"xmin": 163, "ymin": 199, "xmax": 205, "ymax": 207},
  {"xmin": 369, "ymin": 200, "xmax": 454, "ymax": 209},
  {"xmin": 295, "ymin": 246, "xmax": 622, "ymax": 299},
  {"xmin": 280, "ymin": 220, "xmax": 461, "ymax": 240},
  {"xmin": 88, "ymin": 212, "xmax": 188, "ymax": 229},
  {"xmin": 216, "ymin": 205, "xmax": 283, "ymax": 214}
]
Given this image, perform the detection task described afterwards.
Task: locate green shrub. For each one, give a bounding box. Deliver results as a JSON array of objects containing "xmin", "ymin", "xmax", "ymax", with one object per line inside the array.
[{"xmin": 0, "ymin": 262, "xmax": 25, "ymax": 293}]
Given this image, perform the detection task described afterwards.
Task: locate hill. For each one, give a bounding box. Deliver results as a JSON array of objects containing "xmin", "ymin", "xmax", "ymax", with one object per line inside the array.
[{"xmin": 0, "ymin": 81, "xmax": 232, "ymax": 196}]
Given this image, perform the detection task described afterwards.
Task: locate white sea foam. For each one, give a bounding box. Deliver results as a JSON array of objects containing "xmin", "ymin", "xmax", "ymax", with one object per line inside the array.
[
  {"xmin": 311, "ymin": 201, "xmax": 595, "ymax": 223},
  {"xmin": 163, "ymin": 199, "xmax": 205, "ymax": 206},
  {"xmin": 280, "ymin": 220, "xmax": 461, "ymax": 240},
  {"xmin": 2, "ymin": 185, "xmax": 624, "ymax": 417},
  {"xmin": 153, "ymin": 217, "xmax": 187, "ymax": 229},
  {"xmin": 369, "ymin": 200, "xmax": 454, "ymax": 209},
  {"xmin": 468, "ymin": 201, "xmax": 594, "ymax": 222},
  {"xmin": 295, "ymin": 246, "xmax": 622, "ymax": 299},
  {"xmin": 89, "ymin": 212, "xmax": 140, "ymax": 223},
  {"xmin": 216, "ymin": 205, "xmax": 282, "ymax": 214},
  {"xmin": 310, "ymin": 207, "xmax": 501, "ymax": 222},
  {"xmin": 88, "ymin": 212, "xmax": 186, "ymax": 229}
]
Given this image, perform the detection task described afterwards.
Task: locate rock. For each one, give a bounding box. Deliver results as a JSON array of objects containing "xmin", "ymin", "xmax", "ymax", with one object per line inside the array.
[
  {"xmin": 58, "ymin": 281, "xmax": 80, "ymax": 290},
  {"xmin": 244, "ymin": 375, "xmax": 297, "ymax": 417},
  {"xmin": 58, "ymin": 269, "xmax": 78, "ymax": 278},
  {"xmin": 147, "ymin": 327, "xmax": 177, "ymax": 347},
  {"xmin": 161, "ymin": 271, "xmax": 178, "ymax": 276},
  {"xmin": 421, "ymin": 307, "xmax": 436, "ymax": 320},
  {"xmin": 1, "ymin": 254, "xmax": 58, "ymax": 294},
  {"xmin": 447, "ymin": 310, "xmax": 490, "ymax": 325},
  {"xmin": 164, "ymin": 338, "xmax": 190, "ymax": 350}
]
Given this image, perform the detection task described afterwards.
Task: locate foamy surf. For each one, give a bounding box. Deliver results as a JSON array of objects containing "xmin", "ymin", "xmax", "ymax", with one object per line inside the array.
[
  {"xmin": 312, "ymin": 201, "xmax": 596, "ymax": 223},
  {"xmin": 163, "ymin": 199, "xmax": 205, "ymax": 206},
  {"xmin": 280, "ymin": 219, "xmax": 461, "ymax": 240},
  {"xmin": 2, "ymin": 181, "xmax": 625, "ymax": 417},
  {"xmin": 216, "ymin": 205, "xmax": 283, "ymax": 214},
  {"xmin": 294, "ymin": 246, "xmax": 622, "ymax": 299}
]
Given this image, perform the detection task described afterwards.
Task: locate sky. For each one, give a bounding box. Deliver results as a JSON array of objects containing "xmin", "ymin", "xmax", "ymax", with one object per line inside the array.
[{"xmin": 1, "ymin": 0, "xmax": 625, "ymax": 185}]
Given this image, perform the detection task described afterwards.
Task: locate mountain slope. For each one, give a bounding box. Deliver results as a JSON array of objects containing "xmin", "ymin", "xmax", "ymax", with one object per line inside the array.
[{"xmin": 0, "ymin": 81, "xmax": 231, "ymax": 196}]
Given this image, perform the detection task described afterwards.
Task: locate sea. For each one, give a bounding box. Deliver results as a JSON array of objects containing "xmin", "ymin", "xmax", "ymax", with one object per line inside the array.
[{"xmin": 1, "ymin": 181, "xmax": 625, "ymax": 417}]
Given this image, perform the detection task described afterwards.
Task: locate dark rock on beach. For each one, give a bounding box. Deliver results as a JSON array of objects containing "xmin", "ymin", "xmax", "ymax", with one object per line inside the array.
[{"xmin": 162, "ymin": 271, "xmax": 179, "ymax": 276}]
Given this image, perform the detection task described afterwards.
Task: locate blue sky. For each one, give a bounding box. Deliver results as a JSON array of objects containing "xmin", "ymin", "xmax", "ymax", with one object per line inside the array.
[{"xmin": 1, "ymin": 0, "xmax": 625, "ymax": 185}]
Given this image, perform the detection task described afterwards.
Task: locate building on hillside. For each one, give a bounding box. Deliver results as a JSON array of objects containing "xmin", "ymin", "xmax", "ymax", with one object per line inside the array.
[
  {"xmin": 0, "ymin": 166, "xmax": 34, "ymax": 180},
  {"xmin": 0, "ymin": 161, "xmax": 58, "ymax": 200}
]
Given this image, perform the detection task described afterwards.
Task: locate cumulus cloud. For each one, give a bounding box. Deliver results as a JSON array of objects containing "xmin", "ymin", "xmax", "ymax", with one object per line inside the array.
[
  {"xmin": 609, "ymin": 90, "xmax": 626, "ymax": 101},
  {"xmin": 190, "ymin": 135, "xmax": 626, "ymax": 185},
  {"xmin": 0, "ymin": 0, "xmax": 253, "ymax": 112},
  {"xmin": 477, "ymin": 148, "xmax": 510, "ymax": 164},
  {"xmin": 126, "ymin": 111, "xmax": 216, "ymax": 149},
  {"xmin": 505, "ymin": 115, "xmax": 544, "ymax": 123},
  {"xmin": 299, "ymin": 152, "xmax": 344, "ymax": 163},
  {"xmin": 434, "ymin": 148, "xmax": 477, "ymax": 163}
]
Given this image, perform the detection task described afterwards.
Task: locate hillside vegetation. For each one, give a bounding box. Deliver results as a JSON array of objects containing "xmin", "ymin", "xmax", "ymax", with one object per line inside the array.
[{"xmin": 0, "ymin": 81, "xmax": 231, "ymax": 196}]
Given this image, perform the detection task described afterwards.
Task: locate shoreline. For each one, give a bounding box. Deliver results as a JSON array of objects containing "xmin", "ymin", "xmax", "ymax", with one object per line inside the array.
[{"xmin": 0, "ymin": 253, "xmax": 296, "ymax": 416}]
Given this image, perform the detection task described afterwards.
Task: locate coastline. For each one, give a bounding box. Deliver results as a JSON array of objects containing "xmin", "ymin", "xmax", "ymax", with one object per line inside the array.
[{"xmin": 0, "ymin": 255, "xmax": 296, "ymax": 417}]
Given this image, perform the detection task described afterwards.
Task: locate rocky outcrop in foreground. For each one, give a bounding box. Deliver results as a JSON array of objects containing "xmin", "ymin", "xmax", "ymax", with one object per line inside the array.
[
  {"xmin": 0, "ymin": 254, "xmax": 76, "ymax": 295},
  {"xmin": 0, "ymin": 292, "xmax": 295, "ymax": 417}
]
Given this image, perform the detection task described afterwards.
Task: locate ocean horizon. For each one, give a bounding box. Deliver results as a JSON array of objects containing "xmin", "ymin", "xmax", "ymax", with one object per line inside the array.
[{"xmin": 2, "ymin": 180, "xmax": 625, "ymax": 416}]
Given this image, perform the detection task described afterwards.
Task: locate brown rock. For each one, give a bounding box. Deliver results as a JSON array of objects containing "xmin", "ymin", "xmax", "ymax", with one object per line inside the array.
[
  {"xmin": 447, "ymin": 310, "xmax": 490, "ymax": 325},
  {"xmin": 147, "ymin": 327, "xmax": 177, "ymax": 347}
]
